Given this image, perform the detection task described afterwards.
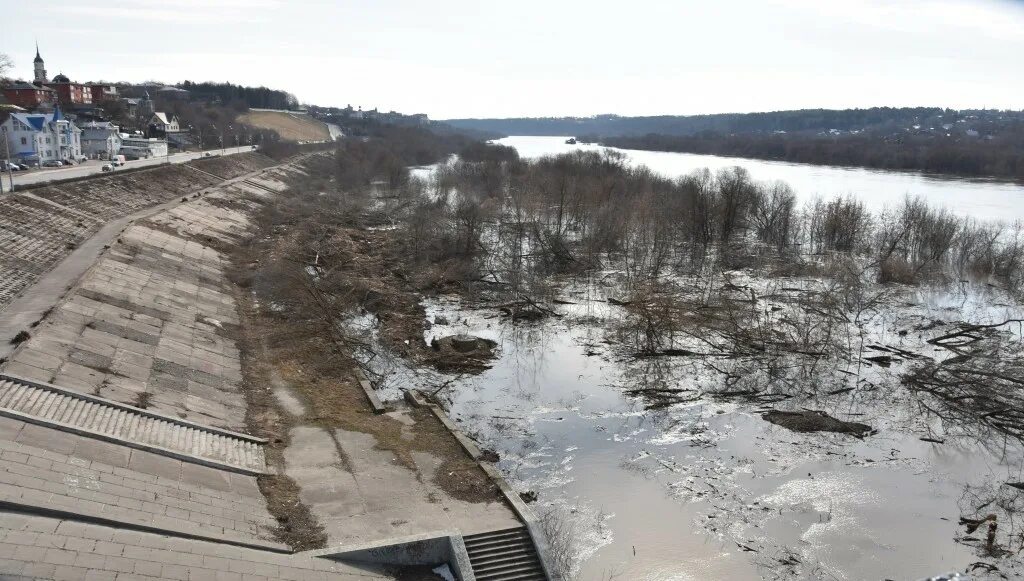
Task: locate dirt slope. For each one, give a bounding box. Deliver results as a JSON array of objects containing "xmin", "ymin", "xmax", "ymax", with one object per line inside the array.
[{"xmin": 239, "ymin": 110, "xmax": 331, "ymax": 142}]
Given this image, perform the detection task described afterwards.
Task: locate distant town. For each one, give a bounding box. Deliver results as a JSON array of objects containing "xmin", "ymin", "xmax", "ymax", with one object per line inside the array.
[{"xmin": 0, "ymin": 44, "xmax": 432, "ymax": 172}]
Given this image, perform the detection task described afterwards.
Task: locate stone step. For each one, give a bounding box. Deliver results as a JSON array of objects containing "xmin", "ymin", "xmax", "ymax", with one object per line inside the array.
[
  {"xmin": 0, "ymin": 373, "xmax": 268, "ymax": 474},
  {"xmin": 464, "ymin": 527, "xmax": 548, "ymax": 581}
]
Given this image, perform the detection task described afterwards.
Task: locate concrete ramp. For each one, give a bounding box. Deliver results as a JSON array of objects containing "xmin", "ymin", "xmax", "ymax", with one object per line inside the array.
[{"xmin": 0, "ymin": 373, "xmax": 268, "ymax": 474}]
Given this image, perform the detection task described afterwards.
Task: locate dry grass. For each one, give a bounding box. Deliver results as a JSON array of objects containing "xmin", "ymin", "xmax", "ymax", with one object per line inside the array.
[{"xmin": 237, "ymin": 110, "xmax": 330, "ymax": 142}]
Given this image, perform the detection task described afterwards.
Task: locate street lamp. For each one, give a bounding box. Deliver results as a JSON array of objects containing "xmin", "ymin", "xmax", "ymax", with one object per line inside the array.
[{"xmin": 1, "ymin": 127, "xmax": 14, "ymax": 194}]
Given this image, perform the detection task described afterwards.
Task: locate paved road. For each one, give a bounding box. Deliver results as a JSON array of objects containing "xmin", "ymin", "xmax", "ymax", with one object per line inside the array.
[{"xmin": 0, "ymin": 146, "xmax": 256, "ymax": 193}]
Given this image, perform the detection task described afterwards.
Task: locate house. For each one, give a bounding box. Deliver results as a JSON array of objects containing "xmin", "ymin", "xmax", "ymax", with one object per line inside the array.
[
  {"xmin": 87, "ymin": 83, "xmax": 118, "ymax": 103},
  {"xmin": 80, "ymin": 121, "xmax": 122, "ymax": 159},
  {"xmin": 148, "ymin": 112, "xmax": 180, "ymax": 135},
  {"xmin": 0, "ymin": 108, "xmax": 82, "ymax": 163},
  {"xmin": 0, "ymin": 92, "xmax": 24, "ymax": 113},
  {"xmin": 44, "ymin": 73, "xmax": 93, "ymax": 107},
  {"xmin": 1, "ymin": 81, "xmax": 57, "ymax": 110}
]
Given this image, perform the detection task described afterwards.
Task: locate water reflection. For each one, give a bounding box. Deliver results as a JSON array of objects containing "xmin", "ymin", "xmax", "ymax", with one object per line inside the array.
[
  {"xmin": 495, "ymin": 136, "xmax": 1024, "ymax": 222},
  {"xmin": 412, "ymin": 282, "xmax": 1024, "ymax": 580}
]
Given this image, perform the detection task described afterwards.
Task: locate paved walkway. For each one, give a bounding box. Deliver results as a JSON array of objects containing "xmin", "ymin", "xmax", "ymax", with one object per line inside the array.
[
  {"xmin": 1, "ymin": 146, "xmax": 255, "ymax": 193},
  {"xmin": 284, "ymin": 421, "xmax": 520, "ymax": 546},
  {"xmin": 0, "ymin": 509, "xmax": 391, "ymax": 580},
  {"xmin": 0, "ymin": 154, "xmax": 278, "ymax": 354}
]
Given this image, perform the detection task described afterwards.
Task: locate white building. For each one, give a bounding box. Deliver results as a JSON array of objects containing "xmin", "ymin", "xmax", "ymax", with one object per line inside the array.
[
  {"xmin": 119, "ymin": 135, "xmax": 167, "ymax": 159},
  {"xmin": 148, "ymin": 112, "xmax": 180, "ymax": 134},
  {"xmin": 80, "ymin": 121, "xmax": 122, "ymax": 159},
  {"xmin": 0, "ymin": 108, "xmax": 82, "ymax": 164}
]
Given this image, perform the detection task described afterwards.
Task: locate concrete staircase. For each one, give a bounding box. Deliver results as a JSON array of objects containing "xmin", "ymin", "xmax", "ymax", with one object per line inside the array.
[
  {"xmin": 464, "ymin": 527, "xmax": 548, "ymax": 581},
  {"xmin": 0, "ymin": 374, "xmax": 267, "ymax": 474}
]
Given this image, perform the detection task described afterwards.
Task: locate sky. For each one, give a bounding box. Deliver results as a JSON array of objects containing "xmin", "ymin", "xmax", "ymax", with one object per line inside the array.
[{"xmin": 3, "ymin": 0, "xmax": 1023, "ymax": 119}]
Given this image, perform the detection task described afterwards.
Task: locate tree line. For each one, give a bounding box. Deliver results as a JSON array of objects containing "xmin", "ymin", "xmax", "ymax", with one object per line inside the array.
[
  {"xmin": 446, "ymin": 107, "xmax": 963, "ymax": 137},
  {"xmin": 178, "ymin": 81, "xmax": 299, "ymax": 110},
  {"xmin": 596, "ymin": 128, "xmax": 1024, "ymax": 179}
]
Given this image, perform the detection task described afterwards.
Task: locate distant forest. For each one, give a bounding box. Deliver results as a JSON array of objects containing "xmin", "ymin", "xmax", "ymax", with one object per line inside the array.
[
  {"xmin": 447, "ymin": 108, "xmax": 1024, "ymax": 180},
  {"xmin": 177, "ymin": 81, "xmax": 299, "ymax": 110},
  {"xmin": 445, "ymin": 107, "xmax": 954, "ymax": 137}
]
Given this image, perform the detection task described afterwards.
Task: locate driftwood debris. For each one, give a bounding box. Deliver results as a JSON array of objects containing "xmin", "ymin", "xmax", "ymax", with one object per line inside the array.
[{"xmin": 762, "ymin": 409, "xmax": 873, "ymax": 436}]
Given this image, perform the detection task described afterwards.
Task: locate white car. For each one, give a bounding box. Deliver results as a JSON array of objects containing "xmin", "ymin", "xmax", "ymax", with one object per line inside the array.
[{"xmin": 101, "ymin": 164, "xmax": 114, "ymax": 172}]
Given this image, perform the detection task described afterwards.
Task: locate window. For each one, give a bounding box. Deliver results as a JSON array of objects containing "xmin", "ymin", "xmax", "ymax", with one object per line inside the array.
[
  {"xmin": 20, "ymin": 137, "xmax": 27, "ymax": 145},
  {"xmin": 45, "ymin": 137, "xmax": 51, "ymax": 144}
]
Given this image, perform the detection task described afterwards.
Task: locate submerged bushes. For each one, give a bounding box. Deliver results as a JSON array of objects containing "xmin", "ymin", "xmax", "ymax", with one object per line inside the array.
[{"xmin": 404, "ymin": 149, "xmax": 1024, "ymax": 293}]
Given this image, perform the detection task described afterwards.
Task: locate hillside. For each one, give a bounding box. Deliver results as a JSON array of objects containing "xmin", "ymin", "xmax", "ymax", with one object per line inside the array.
[
  {"xmin": 443, "ymin": 107, "xmax": 1013, "ymax": 138},
  {"xmin": 237, "ymin": 109, "xmax": 331, "ymax": 142}
]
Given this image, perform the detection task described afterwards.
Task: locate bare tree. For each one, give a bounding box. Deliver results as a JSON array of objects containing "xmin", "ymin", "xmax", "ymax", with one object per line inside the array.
[{"xmin": 0, "ymin": 53, "xmax": 13, "ymax": 82}]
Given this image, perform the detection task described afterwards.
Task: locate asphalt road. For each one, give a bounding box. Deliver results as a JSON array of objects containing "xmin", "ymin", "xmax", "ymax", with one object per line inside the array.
[{"xmin": 0, "ymin": 146, "xmax": 256, "ymax": 193}]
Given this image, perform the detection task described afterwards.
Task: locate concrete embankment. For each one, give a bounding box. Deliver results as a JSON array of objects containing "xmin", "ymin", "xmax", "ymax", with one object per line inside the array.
[{"xmin": 0, "ymin": 151, "xmax": 551, "ymax": 580}]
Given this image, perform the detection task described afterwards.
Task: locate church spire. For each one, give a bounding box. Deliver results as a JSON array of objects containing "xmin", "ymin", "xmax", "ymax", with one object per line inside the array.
[{"xmin": 33, "ymin": 42, "xmax": 47, "ymax": 83}]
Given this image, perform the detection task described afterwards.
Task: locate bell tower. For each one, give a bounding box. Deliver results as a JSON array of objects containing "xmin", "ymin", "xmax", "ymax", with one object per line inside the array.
[{"xmin": 34, "ymin": 42, "xmax": 48, "ymax": 83}]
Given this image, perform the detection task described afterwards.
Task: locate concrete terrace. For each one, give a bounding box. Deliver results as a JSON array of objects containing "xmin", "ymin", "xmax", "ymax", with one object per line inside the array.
[{"xmin": 0, "ymin": 152, "xmax": 539, "ymax": 580}]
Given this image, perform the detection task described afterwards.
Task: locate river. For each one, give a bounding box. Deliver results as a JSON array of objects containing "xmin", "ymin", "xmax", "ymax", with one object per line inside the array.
[
  {"xmin": 493, "ymin": 136, "xmax": 1024, "ymax": 223},
  {"xmin": 389, "ymin": 137, "xmax": 1024, "ymax": 580}
]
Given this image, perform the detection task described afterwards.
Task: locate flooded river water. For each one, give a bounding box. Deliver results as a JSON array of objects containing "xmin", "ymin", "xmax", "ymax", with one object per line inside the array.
[
  {"xmin": 494, "ymin": 136, "xmax": 1024, "ymax": 223},
  {"xmin": 388, "ymin": 138, "xmax": 1024, "ymax": 580}
]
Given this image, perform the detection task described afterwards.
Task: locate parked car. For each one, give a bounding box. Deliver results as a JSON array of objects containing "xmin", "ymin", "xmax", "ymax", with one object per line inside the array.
[
  {"xmin": 41, "ymin": 160, "xmax": 63, "ymax": 168},
  {"xmin": 101, "ymin": 164, "xmax": 114, "ymax": 172},
  {"xmin": 110, "ymin": 155, "xmax": 126, "ymax": 167}
]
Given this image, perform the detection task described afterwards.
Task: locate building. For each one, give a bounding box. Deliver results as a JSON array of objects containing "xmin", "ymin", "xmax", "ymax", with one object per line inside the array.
[
  {"xmin": 87, "ymin": 83, "xmax": 118, "ymax": 103},
  {"xmin": 1, "ymin": 81, "xmax": 56, "ymax": 109},
  {"xmin": 44, "ymin": 73, "xmax": 93, "ymax": 107},
  {"xmin": 80, "ymin": 121, "xmax": 122, "ymax": 159},
  {"xmin": 0, "ymin": 92, "xmax": 25, "ymax": 114},
  {"xmin": 0, "ymin": 108, "xmax": 82, "ymax": 163},
  {"xmin": 148, "ymin": 112, "xmax": 180, "ymax": 135},
  {"xmin": 33, "ymin": 43, "xmax": 47, "ymax": 83},
  {"xmin": 119, "ymin": 135, "xmax": 167, "ymax": 159}
]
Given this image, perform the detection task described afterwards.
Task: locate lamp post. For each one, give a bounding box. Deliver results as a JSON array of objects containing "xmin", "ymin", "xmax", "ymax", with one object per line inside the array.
[{"xmin": 2, "ymin": 127, "xmax": 13, "ymax": 194}]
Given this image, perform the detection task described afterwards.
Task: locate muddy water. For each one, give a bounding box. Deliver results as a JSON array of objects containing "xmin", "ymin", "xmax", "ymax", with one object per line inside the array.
[
  {"xmin": 411, "ymin": 281, "xmax": 1024, "ymax": 581},
  {"xmin": 494, "ymin": 136, "xmax": 1024, "ymax": 222},
  {"xmin": 380, "ymin": 139, "xmax": 1024, "ymax": 579}
]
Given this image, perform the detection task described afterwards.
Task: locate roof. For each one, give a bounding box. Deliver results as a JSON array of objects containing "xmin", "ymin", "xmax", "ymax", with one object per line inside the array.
[
  {"xmin": 7, "ymin": 110, "xmax": 77, "ymax": 132},
  {"xmin": 152, "ymin": 112, "xmax": 170, "ymax": 124},
  {"xmin": 34, "ymin": 43, "xmax": 43, "ymax": 63},
  {"xmin": 3, "ymin": 81, "xmax": 55, "ymax": 92},
  {"xmin": 81, "ymin": 121, "xmax": 117, "ymax": 129},
  {"xmin": 51, "ymin": 73, "xmax": 71, "ymax": 83}
]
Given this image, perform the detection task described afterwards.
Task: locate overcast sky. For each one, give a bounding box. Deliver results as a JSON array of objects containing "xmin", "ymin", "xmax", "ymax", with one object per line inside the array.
[{"xmin": 4, "ymin": 0, "xmax": 1023, "ymax": 119}]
